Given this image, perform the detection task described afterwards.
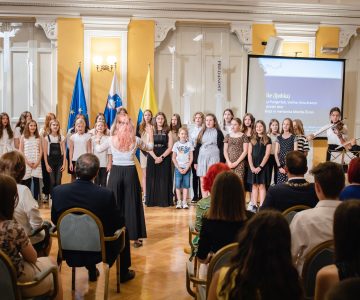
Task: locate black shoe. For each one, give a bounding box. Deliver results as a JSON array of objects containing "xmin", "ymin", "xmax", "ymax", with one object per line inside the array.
[
  {"xmin": 87, "ymin": 267, "xmax": 100, "ymax": 282},
  {"xmin": 120, "ymin": 269, "xmax": 135, "ymax": 283},
  {"xmin": 191, "ymin": 196, "xmax": 198, "ymax": 203}
]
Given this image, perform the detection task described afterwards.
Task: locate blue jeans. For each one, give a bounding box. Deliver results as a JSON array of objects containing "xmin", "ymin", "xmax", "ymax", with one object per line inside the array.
[{"xmin": 175, "ymin": 168, "xmax": 190, "ymax": 189}]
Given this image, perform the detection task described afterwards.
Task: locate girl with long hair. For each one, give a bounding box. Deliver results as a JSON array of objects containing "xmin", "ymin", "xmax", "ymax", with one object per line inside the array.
[
  {"xmin": 293, "ymin": 118, "xmax": 310, "ymax": 156},
  {"xmin": 194, "ymin": 113, "xmax": 225, "ymax": 198},
  {"xmin": 170, "ymin": 113, "xmax": 182, "ymax": 143},
  {"xmin": 224, "ymin": 117, "xmax": 249, "ymax": 181},
  {"xmin": 14, "ymin": 111, "xmax": 32, "ymax": 149},
  {"xmin": 189, "ymin": 112, "xmax": 204, "ymax": 202},
  {"xmin": 267, "ymin": 118, "xmax": 280, "ymax": 186},
  {"xmin": 315, "ymin": 200, "xmax": 360, "ymax": 300},
  {"xmin": 0, "ymin": 112, "xmax": 14, "ymax": 155},
  {"xmin": 275, "ymin": 118, "xmax": 298, "ymax": 183},
  {"xmin": 197, "ymin": 171, "xmax": 253, "ymax": 263},
  {"xmin": 137, "ymin": 109, "xmax": 153, "ymax": 203},
  {"xmin": 146, "ymin": 112, "xmax": 174, "ymax": 207},
  {"xmin": 222, "ymin": 109, "xmax": 234, "ymax": 135},
  {"xmin": 247, "ymin": 120, "xmax": 272, "ymax": 211},
  {"xmin": 241, "ymin": 113, "xmax": 255, "ymax": 193},
  {"xmin": 89, "ymin": 112, "xmax": 110, "ymax": 136},
  {"xmin": 95, "ymin": 114, "xmax": 153, "ymax": 247},
  {"xmin": 19, "ymin": 120, "xmax": 42, "ymax": 201},
  {"xmin": 91, "ymin": 120, "xmax": 112, "ymax": 187},
  {"xmin": 208, "ymin": 210, "xmax": 303, "ymax": 300},
  {"xmin": 39, "ymin": 112, "xmax": 56, "ymax": 202},
  {"xmin": 43, "ymin": 119, "xmax": 66, "ymax": 192}
]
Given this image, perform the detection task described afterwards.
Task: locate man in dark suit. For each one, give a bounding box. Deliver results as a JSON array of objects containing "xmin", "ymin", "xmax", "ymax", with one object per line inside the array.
[
  {"xmin": 261, "ymin": 151, "xmax": 318, "ymax": 212},
  {"xmin": 51, "ymin": 153, "xmax": 135, "ymax": 282}
]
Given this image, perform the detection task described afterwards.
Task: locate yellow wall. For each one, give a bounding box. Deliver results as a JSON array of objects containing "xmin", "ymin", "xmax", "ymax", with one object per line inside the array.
[
  {"xmin": 57, "ymin": 18, "xmax": 84, "ymax": 183},
  {"xmin": 316, "ymin": 27, "xmax": 340, "ymax": 59},
  {"xmin": 57, "ymin": 18, "xmax": 84, "ymax": 133},
  {"xmin": 90, "ymin": 37, "xmax": 121, "ymax": 126},
  {"xmin": 252, "ymin": 24, "xmax": 276, "ymax": 54},
  {"xmin": 281, "ymin": 42, "xmax": 309, "ymax": 57},
  {"xmin": 127, "ymin": 20, "xmax": 155, "ymax": 122}
]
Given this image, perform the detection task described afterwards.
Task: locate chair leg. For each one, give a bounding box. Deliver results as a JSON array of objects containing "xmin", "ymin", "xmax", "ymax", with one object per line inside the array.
[
  {"xmin": 72, "ymin": 267, "xmax": 75, "ymax": 291},
  {"xmin": 116, "ymin": 256, "xmax": 120, "ymax": 293},
  {"xmin": 104, "ymin": 264, "xmax": 110, "ymax": 300}
]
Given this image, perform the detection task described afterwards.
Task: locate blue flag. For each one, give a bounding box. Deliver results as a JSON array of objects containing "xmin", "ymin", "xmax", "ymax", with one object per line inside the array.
[
  {"xmin": 67, "ymin": 67, "xmax": 89, "ymax": 131},
  {"xmin": 104, "ymin": 72, "xmax": 122, "ymax": 129}
]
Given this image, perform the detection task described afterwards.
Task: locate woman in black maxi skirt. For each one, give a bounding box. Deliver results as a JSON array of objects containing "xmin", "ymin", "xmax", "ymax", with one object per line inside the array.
[{"xmin": 95, "ymin": 114, "xmax": 153, "ymax": 247}]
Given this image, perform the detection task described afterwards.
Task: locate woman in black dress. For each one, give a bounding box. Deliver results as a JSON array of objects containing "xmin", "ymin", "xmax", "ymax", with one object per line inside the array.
[
  {"xmin": 247, "ymin": 120, "xmax": 272, "ymax": 211},
  {"xmin": 146, "ymin": 112, "xmax": 174, "ymax": 207}
]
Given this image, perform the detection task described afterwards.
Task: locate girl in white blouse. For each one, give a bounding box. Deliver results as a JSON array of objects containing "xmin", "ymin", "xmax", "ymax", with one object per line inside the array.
[
  {"xmin": 14, "ymin": 111, "xmax": 32, "ymax": 149},
  {"xmin": 91, "ymin": 120, "xmax": 112, "ymax": 187},
  {"xmin": 19, "ymin": 120, "xmax": 42, "ymax": 201},
  {"xmin": 69, "ymin": 118, "xmax": 91, "ymax": 181},
  {"xmin": 0, "ymin": 112, "xmax": 14, "ymax": 155}
]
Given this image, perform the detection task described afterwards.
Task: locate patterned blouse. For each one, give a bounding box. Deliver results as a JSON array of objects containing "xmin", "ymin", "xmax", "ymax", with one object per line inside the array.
[{"xmin": 0, "ymin": 220, "xmax": 30, "ymax": 277}]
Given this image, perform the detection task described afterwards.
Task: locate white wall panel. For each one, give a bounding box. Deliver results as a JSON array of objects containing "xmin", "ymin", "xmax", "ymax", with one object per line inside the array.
[
  {"xmin": 155, "ymin": 25, "xmax": 245, "ymax": 124},
  {"xmin": 38, "ymin": 52, "xmax": 52, "ymax": 116},
  {"xmin": 11, "ymin": 51, "xmax": 29, "ymax": 117}
]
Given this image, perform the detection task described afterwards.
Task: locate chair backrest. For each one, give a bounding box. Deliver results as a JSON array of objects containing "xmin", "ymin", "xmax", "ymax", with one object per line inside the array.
[
  {"xmin": 57, "ymin": 208, "xmax": 107, "ymax": 262},
  {"xmin": 0, "ymin": 249, "xmax": 20, "ymax": 300},
  {"xmin": 206, "ymin": 243, "xmax": 238, "ymax": 296},
  {"xmin": 302, "ymin": 240, "xmax": 334, "ymax": 300},
  {"xmin": 282, "ymin": 205, "xmax": 311, "ymax": 224}
]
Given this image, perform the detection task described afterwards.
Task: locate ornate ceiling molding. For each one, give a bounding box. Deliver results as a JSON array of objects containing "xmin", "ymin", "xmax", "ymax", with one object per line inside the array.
[
  {"xmin": 1, "ymin": 1, "xmax": 360, "ymax": 26},
  {"xmin": 155, "ymin": 19, "xmax": 176, "ymax": 48},
  {"xmin": 230, "ymin": 22, "xmax": 252, "ymax": 53},
  {"xmin": 0, "ymin": 22, "xmax": 22, "ymax": 37},
  {"xmin": 339, "ymin": 26, "xmax": 358, "ymax": 49},
  {"xmin": 35, "ymin": 17, "xmax": 57, "ymax": 46}
]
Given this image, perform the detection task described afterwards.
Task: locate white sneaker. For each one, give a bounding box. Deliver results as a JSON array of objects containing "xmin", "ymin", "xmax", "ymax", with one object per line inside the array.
[
  {"xmin": 247, "ymin": 202, "xmax": 258, "ymax": 213},
  {"xmin": 182, "ymin": 201, "xmax": 189, "ymax": 209},
  {"xmin": 176, "ymin": 201, "xmax": 182, "ymax": 209}
]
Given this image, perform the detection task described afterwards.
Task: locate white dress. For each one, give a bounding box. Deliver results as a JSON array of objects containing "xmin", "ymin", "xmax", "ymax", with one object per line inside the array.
[
  {"xmin": 23, "ymin": 137, "xmax": 42, "ymax": 180},
  {"xmin": 0, "ymin": 129, "xmax": 14, "ymax": 155}
]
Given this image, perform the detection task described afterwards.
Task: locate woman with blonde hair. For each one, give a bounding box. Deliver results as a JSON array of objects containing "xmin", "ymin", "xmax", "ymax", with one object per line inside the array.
[{"xmin": 95, "ymin": 114, "xmax": 153, "ymax": 247}]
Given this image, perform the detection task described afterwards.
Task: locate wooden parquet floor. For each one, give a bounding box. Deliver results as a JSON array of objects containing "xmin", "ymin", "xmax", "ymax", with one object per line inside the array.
[{"xmin": 41, "ymin": 204, "xmax": 194, "ymax": 300}]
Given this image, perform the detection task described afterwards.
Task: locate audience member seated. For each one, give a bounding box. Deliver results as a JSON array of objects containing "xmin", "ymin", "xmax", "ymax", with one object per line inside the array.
[
  {"xmin": 197, "ymin": 171, "xmax": 253, "ymax": 263},
  {"xmin": 314, "ymin": 200, "xmax": 360, "ymax": 300},
  {"xmin": 339, "ymin": 157, "xmax": 360, "ymax": 201},
  {"xmin": 207, "ymin": 210, "xmax": 303, "ymax": 300},
  {"xmin": 194, "ymin": 163, "xmax": 230, "ymax": 232},
  {"xmin": 290, "ymin": 161, "xmax": 345, "ymax": 274},
  {"xmin": 0, "ymin": 151, "xmax": 49, "ymax": 256},
  {"xmin": 51, "ymin": 153, "xmax": 134, "ymax": 283},
  {"xmin": 325, "ymin": 278, "xmax": 360, "ymax": 300},
  {"xmin": 261, "ymin": 151, "xmax": 318, "ymax": 212},
  {"xmin": 0, "ymin": 174, "xmax": 63, "ymax": 299}
]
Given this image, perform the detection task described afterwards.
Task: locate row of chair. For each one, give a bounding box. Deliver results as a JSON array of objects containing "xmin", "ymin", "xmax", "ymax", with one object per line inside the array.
[{"xmin": 0, "ymin": 208, "xmax": 126, "ymax": 300}]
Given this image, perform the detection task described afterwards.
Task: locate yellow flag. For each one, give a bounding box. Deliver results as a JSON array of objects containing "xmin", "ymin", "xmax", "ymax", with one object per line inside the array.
[{"xmin": 140, "ymin": 66, "xmax": 158, "ymax": 114}]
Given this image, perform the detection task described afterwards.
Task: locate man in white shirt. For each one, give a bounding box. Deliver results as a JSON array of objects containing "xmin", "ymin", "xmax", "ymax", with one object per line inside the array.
[{"xmin": 290, "ymin": 161, "xmax": 345, "ymax": 274}]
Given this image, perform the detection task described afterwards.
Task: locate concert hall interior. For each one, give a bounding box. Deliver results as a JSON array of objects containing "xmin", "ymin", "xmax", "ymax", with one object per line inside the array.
[{"xmin": 1, "ymin": 1, "xmax": 360, "ymax": 299}]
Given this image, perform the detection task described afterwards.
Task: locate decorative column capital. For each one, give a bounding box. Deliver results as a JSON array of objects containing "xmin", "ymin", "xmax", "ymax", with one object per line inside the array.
[
  {"xmin": 155, "ymin": 19, "xmax": 176, "ymax": 48},
  {"xmin": 35, "ymin": 18, "xmax": 57, "ymax": 47},
  {"xmin": 230, "ymin": 22, "xmax": 252, "ymax": 53},
  {"xmin": 0, "ymin": 22, "xmax": 22, "ymax": 38},
  {"xmin": 339, "ymin": 26, "xmax": 358, "ymax": 49}
]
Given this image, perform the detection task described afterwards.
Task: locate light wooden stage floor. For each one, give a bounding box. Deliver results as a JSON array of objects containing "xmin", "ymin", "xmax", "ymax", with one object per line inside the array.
[{"xmin": 41, "ymin": 204, "xmax": 194, "ymax": 300}]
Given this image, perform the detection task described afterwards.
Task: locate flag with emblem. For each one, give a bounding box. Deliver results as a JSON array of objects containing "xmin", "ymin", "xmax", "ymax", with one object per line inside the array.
[
  {"xmin": 104, "ymin": 72, "xmax": 122, "ymax": 128},
  {"xmin": 67, "ymin": 67, "xmax": 89, "ymax": 131}
]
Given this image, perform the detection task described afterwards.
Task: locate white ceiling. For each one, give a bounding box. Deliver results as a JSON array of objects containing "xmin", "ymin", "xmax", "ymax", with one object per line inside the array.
[{"xmin": 0, "ymin": 0, "xmax": 360, "ymax": 25}]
